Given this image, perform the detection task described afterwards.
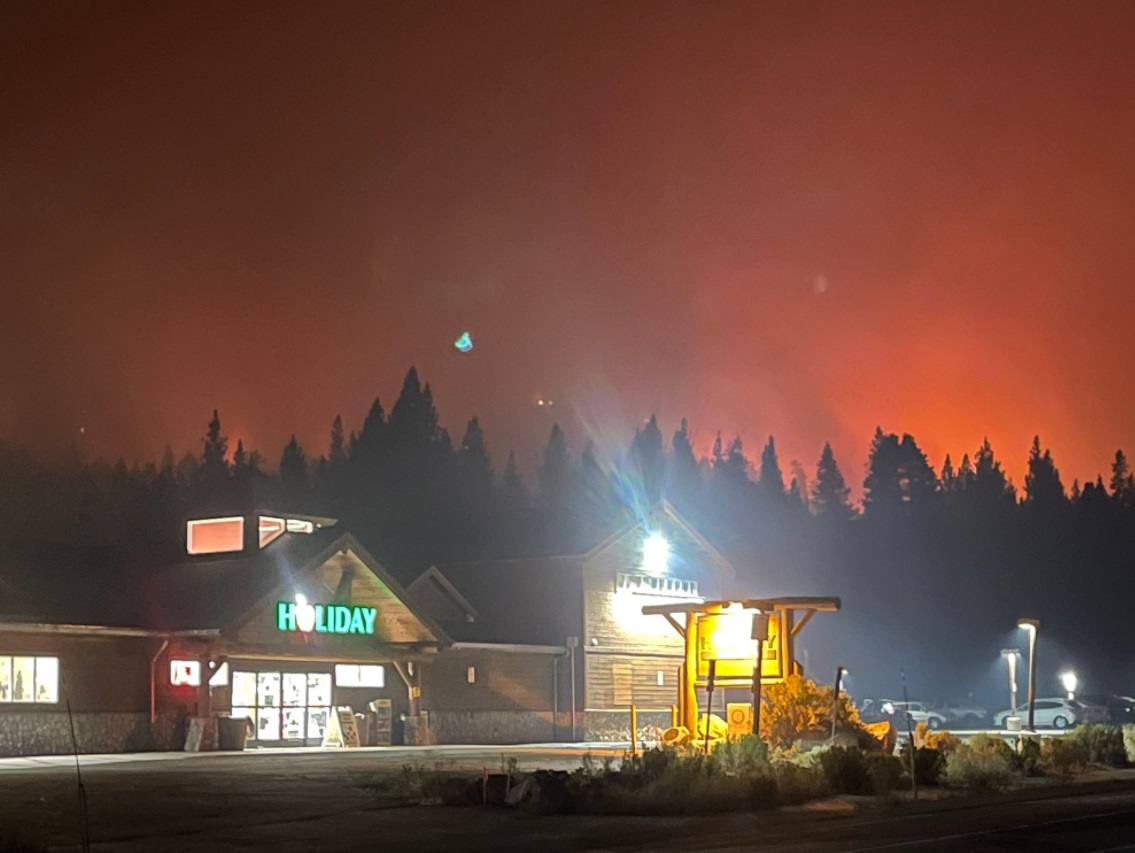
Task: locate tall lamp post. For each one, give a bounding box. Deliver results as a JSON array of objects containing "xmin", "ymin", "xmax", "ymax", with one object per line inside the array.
[
  {"xmin": 1001, "ymin": 648, "xmax": 1020, "ymax": 712},
  {"xmin": 1018, "ymin": 619, "xmax": 1040, "ymax": 731}
]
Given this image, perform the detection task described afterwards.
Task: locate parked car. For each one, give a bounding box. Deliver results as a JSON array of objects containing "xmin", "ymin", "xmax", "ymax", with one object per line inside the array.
[
  {"xmin": 1072, "ymin": 698, "xmax": 1111, "ymax": 724},
  {"xmin": 993, "ymin": 697, "xmax": 1079, "ymax": 729},
  {"xmin": 861, "ymin": 699, "xmax": 948, "ymax": 730},
  {"xmin": 932, "ymin": 698, "xmax": 989, "ymax": 728},
  {"xmin": 1078, "ymin": 694, "xmax": 1135, "ymax": 725}
]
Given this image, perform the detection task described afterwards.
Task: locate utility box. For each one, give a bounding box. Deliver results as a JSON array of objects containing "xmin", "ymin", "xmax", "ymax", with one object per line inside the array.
[{"xmin": 726, "ymin": 702, "xmax": 753, "ymax": 736}]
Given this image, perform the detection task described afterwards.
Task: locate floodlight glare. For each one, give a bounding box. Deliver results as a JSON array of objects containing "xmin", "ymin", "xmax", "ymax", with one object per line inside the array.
[
  {"xmin": 1060, "ymin": 671, "xmax": 1078, "ymax": 696},
  {"xmin": 642, "ymin": 533, "xmax": 670, "ymax": 573},
  {"xmin": 294, "ymin": 593, "xmax": 317, "ymax": 633}
]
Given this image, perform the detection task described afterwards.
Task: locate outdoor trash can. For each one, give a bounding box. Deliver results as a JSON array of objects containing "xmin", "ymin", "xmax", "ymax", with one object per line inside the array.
[
  {"xmin": 218, "ymin": 716, "xmax": 251, "ymax": 751},
  {"xmin": 355, "ymin": 714, "xmax": 371, "ymax": 746}
]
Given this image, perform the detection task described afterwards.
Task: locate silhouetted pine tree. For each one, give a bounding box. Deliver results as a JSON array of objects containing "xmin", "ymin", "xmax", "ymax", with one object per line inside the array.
[
  {"xmin": 197, "ymin": 409, "xmax": 232, "ymax": 508},
  {"xmin": 328, "ymin": 415, "xmax": 348, "ymax": 468},
  {"xmin": 1110, "ymin": 450, "xmax": 1135, "ymax": 507},
  {"xmin": 279, "ymin": 436, "xmax": 310, "ymax": 505},
  {"xmin": 629, "ymin": 415, "xmax": 664, "ymax": 506},
  {"xmin": 501, "ymin": 449, "xmax": 530, "ymax": 512},
  {"xmin": 537, "ymin": 424, "xmax": 575, "ymax": 552},
  {"xmin": 667, "ymin": 417, "xmax": 700, "ymax": 509},
  {"xmin": 458, "ymin": 417, "xmax": 493, "ymax": 499},
  {"xmin": 1024, "ymin": 436, "xmax": 1065, "ymax": 509},
  {"xmin": 538, "ymin": 424, "xmax": 571, "ymax": 513},
  {"xmin": 757, "ymin": 436, "xmax": 786, "ymax": 504},
  {"xmin": 863, "ymin": 428, "xmax": 903, "ymax": 516},
  {"xmin": 940, "ymin": 454, "xmax": 957, "ymax": 493},
  {"xmin": 812, "ymin": 442, "xmax": 852, "ymax": 519}
]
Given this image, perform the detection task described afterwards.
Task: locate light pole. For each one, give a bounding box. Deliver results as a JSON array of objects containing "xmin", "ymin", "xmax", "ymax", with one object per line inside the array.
[
  {"xmin": 1018, "ymin": 619, "xmax": 1040, "ymax": 731},
  {"xmin": 1001, "ymin": 648, "xmax": 1020, "ymax": 712},
  {"xmin": 831, "ymin": 667, "xmax": 846, "ymax": 740}
]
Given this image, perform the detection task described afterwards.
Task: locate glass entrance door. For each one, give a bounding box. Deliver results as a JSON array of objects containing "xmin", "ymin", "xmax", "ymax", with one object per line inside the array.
[{"xmin": 232, "ymin": 670, "xmax": 333, "ymax": 746}]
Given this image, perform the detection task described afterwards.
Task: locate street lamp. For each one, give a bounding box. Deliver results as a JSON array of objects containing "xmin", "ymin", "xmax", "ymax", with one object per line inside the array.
[
  {"xmin": 831, "ymin": 667, "xmax": 847, "ymax": 740},
  {"xmin": 1018, "ymin": 619, "xmax": 1040, "ymax": 730},
  {"xmin": 1001, "ymin": 649, "xmax": 1020, "ymax": 712},
  {"xmin": 1060, "ymin": 671, "xmax": 1077, "ymax": 701}
]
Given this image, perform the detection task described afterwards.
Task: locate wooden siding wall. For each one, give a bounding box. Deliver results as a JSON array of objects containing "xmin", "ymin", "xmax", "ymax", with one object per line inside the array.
[
  {"xmin": 421, "ymin": 650, "xmax": 556, "ymax": 713},
  {"xmin": 581, "ymin": 518, "xmax": 726, "ymax": 710},
  {"xmin": 584, "ymin": 652, "xmax": 682, "ymax": 710},
  {"xmin": 0, "ymin": 634, "xmax": 152, "ymax": 714},
  {"xmin": 235, "ymin": 550, "xmax": 435, "ymax": 647}
]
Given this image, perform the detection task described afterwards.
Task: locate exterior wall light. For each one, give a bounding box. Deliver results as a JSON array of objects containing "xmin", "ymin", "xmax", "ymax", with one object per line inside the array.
[{"xmin": 642, "ymin": 533, "xmax": 669, "ymax": 573}]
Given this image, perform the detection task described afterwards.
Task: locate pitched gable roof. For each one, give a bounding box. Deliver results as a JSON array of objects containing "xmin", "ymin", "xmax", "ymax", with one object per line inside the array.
[
  {"xmin": 585, "ymin": 499, "xmax": 735, "ymax": 578},
  {"xmin": 137, "ymin": 530, "xmax": 448, "ymax": 644},
  {"xmin": 407, "ymin": 565, "xmax": 481, "ymax": 624},
  {"xmin": 417, "ymin": 556, "xmax": 583, "ymax": 646}
]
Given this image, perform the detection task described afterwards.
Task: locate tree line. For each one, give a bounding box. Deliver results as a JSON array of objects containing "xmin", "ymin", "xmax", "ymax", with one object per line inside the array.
[{"xmin": 2, "ymin": 366, "xmax": 1133, "ymax": 696}]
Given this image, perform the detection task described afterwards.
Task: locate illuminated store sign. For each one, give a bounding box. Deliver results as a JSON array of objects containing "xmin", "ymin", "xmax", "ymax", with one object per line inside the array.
[{"xmin": 276, "ymin": 599, "xmax": 377, "ymax": 635}]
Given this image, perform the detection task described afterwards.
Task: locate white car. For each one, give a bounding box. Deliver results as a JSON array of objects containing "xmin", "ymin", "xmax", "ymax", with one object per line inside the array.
[
  {"xmin": 993, "ymin": 698, "xmax": 1079, "ymax": 729},
  {"xmin": 878, "ymin": 700, "xmax": 949, "ymax": 730}
]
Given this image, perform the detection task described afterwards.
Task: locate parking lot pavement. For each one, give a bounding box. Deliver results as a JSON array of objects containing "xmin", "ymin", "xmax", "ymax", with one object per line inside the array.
[{"xmin": 0, "ymin": 742, "xmax": 629, "ymax": 774}]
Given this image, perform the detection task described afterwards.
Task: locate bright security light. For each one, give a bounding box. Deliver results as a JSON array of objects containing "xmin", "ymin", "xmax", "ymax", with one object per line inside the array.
[
  {"xmin": 1018, "ymin": 618, "xmax": 1039, "ymax": 632},
  {"xmin": 294, "ymin": 593, "xmax": 317, "ymax": 633},
  {"xmin": 642, "ymin": 533, "xmax": 669, "ymax": 573},
  {"xmin": 1061, "ymin": 671, "xmax": 1078, "ymax": 695}
]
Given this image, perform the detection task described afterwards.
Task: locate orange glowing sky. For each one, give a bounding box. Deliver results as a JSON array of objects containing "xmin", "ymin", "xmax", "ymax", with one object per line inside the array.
[{"xmin": 4, "ymin": 1, "xmax": 1135, "ymax": 491}]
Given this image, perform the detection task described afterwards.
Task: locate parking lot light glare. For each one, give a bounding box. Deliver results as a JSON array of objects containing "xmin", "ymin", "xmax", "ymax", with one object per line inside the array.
[{"xmin": 1060, "ymin": 671, "xmax": 1077, "ymax": 699}]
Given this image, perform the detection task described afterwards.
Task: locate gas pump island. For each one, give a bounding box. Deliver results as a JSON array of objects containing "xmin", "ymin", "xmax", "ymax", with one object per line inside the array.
[{"xmin": 641, "ymin": 597, "xmax": 841, "ymax": 736}]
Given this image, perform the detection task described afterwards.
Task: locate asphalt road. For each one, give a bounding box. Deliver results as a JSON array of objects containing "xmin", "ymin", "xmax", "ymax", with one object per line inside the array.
[{"xmin": 0, "ymin": 748, "xmax": 1132, "ymax": 852}]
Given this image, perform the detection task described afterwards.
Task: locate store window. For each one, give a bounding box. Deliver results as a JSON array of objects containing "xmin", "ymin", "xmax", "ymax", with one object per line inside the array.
[
  {"xmin": 0, "ymin": 656, "xmax": 59, "ymax": 703},
  {"xmin": 232, "ymin": 669, "xmax": 332, "ymax": 743},
  {"xmin": 258, "ymin": 517, "xmax": 286, "ymax": 548},
  {"xmin": 334, "ymin": 664, "xmax": 384, "ymax": 688},
  {"xmin": 170, "ymin": 660, "xmax": 200, "ymax": 687},
  {"xmin": 209, "ymin": 661, "xmax": 229, "ymax": 687},
  {"xmin": 186, "ymin": 517, "xmax": 244, "ymax": 555}
]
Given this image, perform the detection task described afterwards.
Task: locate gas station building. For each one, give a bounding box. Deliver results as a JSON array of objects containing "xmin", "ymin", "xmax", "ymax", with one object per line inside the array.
[{"xmin": 0, "ymin": 503, "xmax": 837, "ymax": 755}]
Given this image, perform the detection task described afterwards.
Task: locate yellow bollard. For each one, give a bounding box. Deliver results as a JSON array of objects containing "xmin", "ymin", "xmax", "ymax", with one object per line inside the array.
[
  {"xmin": 670, "ymin": 705, "xmax": 678, "ymax": 729},
  {"xmin": 629, "ymin": 704, "xmax": 638, "ymax": 757}
]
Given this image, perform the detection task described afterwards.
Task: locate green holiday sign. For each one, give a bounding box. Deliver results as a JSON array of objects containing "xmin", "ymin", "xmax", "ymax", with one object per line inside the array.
[{"xmin": 277, "ymin": 600, "xmax": 377, "ymax": 635}]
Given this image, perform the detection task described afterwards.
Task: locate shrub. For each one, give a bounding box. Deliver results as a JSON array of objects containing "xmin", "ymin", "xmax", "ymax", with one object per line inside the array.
[
  {"xmin": 1125, "ymin": 725, "xmax": 1135, "ymax": 764},
  {"xmin": 864, "ymin": 751, "xmax": 904, "ymax": 792},
  {"xmin": 1066, "ymin": 724, "xmax": 1127, "ymax": 767},
  {"xmin": 967, "ymin": 732, "xmax": 1015, "ymax": 762},
  {"xmin": 913, "ymin": 722, "xmax": 961, "ymax": 753},
  {"xmin": 1040, "ymin": 736, "xmax": 1089, "ymax": 775},
  {"xmin": 817, "ymin": 746, "xmax": 873, "ymax": 795},
  {"xmin": 1016, "ymin": 737, "xmax": 1043, "ymax": 776},
  {"xmin": 770, "ymin": 762, "xmax": 829, "ymax": 805},
  {"xmin": 899, "ymin": 743, "xmax": 945, "ymax": 786},
  {"xmin": 761, "ymin": 673, "xmax": 862, "ymax": 747},
  {"xmin": 713, "ymin": 734, "xmax": 769, "ymax": 776},
  {"xmin": 580, "ymin": 746, "xmax": 777, "ymax": 815},
  {"xmin": 943, "ymin": 743, "xmax": 1015, "ymax": 788}
]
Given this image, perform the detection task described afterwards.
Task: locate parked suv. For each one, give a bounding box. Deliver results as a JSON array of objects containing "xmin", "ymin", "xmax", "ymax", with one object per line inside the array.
[{"xmin": 993, "ymin": 697, "xmax": 1078, "ymax": 729}]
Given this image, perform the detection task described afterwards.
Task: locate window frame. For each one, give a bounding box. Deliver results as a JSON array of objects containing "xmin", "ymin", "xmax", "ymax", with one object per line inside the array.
[{"xmin": 0, "ymin": 655, "xmax": 60, "ymax": 704}]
